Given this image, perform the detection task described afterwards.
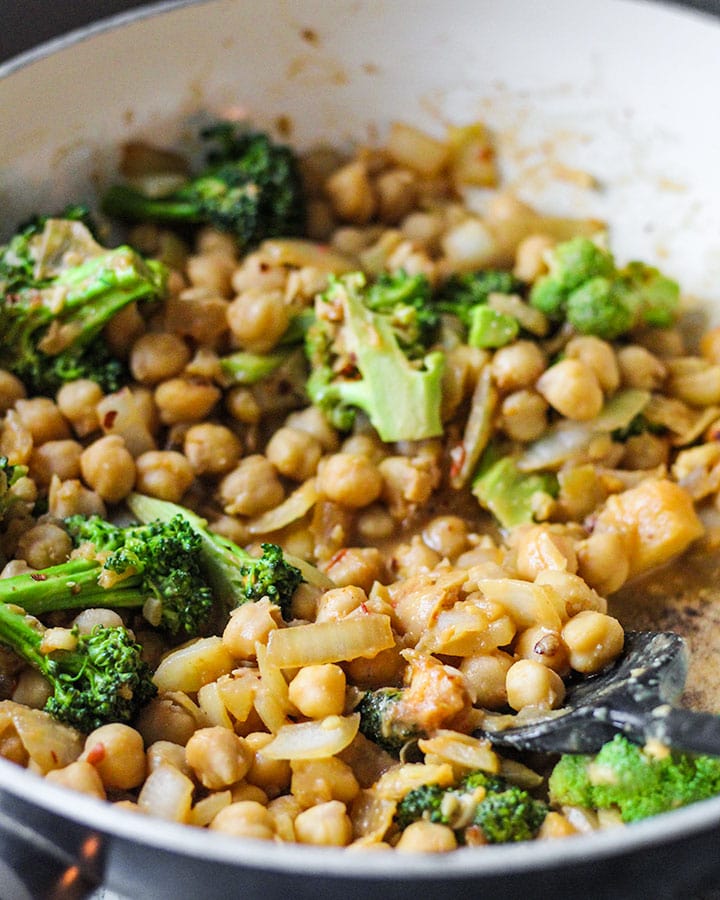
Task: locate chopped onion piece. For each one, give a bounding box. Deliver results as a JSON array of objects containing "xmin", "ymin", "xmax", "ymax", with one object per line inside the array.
[
  {"xmin": 418, "ymin": 730, "xmax": 500, "ymax": 774},
  {"xmin": 258, "ymin": 238, "xmax": 356, "ymax": 274},
  {"xmin": 261, "ymin": 713, "xmax": 360, "ymax": 760},
  {"xmin": 138, "ymin": 764, "xmax": 193, "ymax": 822},
  {"xmin": 374, "ymin": 763, "xmax": 455, "ymax": 801},
  {"xmin": 350, "ymin": 789, "xmax": 397, "ymax": 841},
  {"xmin": 0, "ymin": 700, "xmax": 82, "ymax": 773},
  {"xmin": 153, "ymin": 637, "xmax": 234, "ymax": 693},
  {"xmin": 592, "ymin": 389, "xmax": 651, "ymax": 432},
  {"xmin": 478, "ymin": 579, "xmax": 563, "ymax": 630},
  {"xmin": 253, "ymin": 682, "xmax": 291, "ymax": 734},
  {"xmin": 190, "ymin": 790, "xmax": 232, "ymax": 827},
  {"xmin": 266, "ymin": 614, "xmax": 394, "ymax": 668},
  {"xmin": 255, "ymin": 642, "xmax": 293, "ymax": 714},
  {"xmin": 450, "ymin": 365, "xmax": 497, "ymax": 489},
  {"xmin": 216, "ymin": 672, "xmax": 256, "ymax": 723},
  {"xmin": 246, "ymin": 479, "xmax": 318, "ymax": 535},
  {"xmin": 197, "ymin": 681, "xmax": 234, "ymax": 729}
]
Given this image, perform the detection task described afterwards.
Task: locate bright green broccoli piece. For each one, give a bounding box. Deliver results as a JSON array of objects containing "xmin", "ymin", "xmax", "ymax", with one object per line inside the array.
[
  {"xmin": 305, "ymin": 272, "xmax": 445, "ymax": 442},
  {"xmin": 0, "ymin": 602, "xmax": 155, "ymax": 732},
  {"xmin": 468, "ymin": 305, "xmax": 519, "ymax": 348},
  {"xmin": 472, "ymin": 448, "xmax": 559, "ymax": 529},
  {"xmin": 219, "ymin": 309, "xmax": 316, "ymax": 385},
  {"xmin": 548, "ymin": 734, "xmax": 720, "ymax": 823},
  {"xmin": 0, "ymin": 514, "xmax": 215, "ymax": 637},
  {"xmin": 0, "ymin": 457, "xmax": 29, "ymax": 528},
  {"xmin": 435, "ymin": 270, "xmax": 523, "ymax": 327},
  {"xmin": 395, "ymin": 770, "xmax": 547, "ymax": 844},
  {"xmin": 103, "ymin": 125, "xmax": 306, "ymax": 249},
  {"xmin": 356, "ymin": 687, "xmax": 424, "ymax": 754},
  {"xmin": 529, "ymin": 237, "xmax": 614, "ymax": 320},
  {"xmin": 0, "ymin": 214, "xmax": 166, "ymax": 395},
  {"xmin": 126, "ymin": 494, "xmax": 305, "ymax": 620},
  {"xmin": 565, "ymin": 275, "xmax": 637, "ymax": 340},
  {"xmin": 365, "ymin": 270, "xmax": 439, "ymax": 355},
  {"xmin": 621, "ymin": 261, "xmax": 680, "ymax": 328}
]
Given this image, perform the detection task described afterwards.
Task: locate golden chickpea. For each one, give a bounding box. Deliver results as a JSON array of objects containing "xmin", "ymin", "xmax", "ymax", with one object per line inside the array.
[
  {"xmin": 459, "ymin": 651, "xmax": 514, "ymax": 709},
  {"xmin": 230, "ymin": 783, "xmax": 269, "ymax": 805},
  {"xmin": 225, "ymin": 386, "xmax": 261, "ymax": 424},
  {"xmin": 565, "ymin": 336, "xmax": 620, "ymax": 394},
  {"xmin": 103, "ymin": 302, "xmax": 145, "ymax": 356},
  {"xmin": 48, "ymin": 478, "xmax": 106, "ymax": 520},
  {"xmin": 29, "ymin": 440, "xmax": 82, "ymax": 486},
  {"xmin": 576, "ymin": 532, "xmax": 630, "ymax": 596},
  {"xmin": 130, "ymin": 332, "xmax": 191, "ymax": 384},
  {"xmin": 422, "ymin": 515, "xmax": 469, "ymax": 561},
  {"xmin": 344, "ymin": 644, "xmax": 406, "ymax": 690},
  {"xmin": 562, "ymin": 611, "xmax": 624, "ymax": 674},
  {"xmin": 267, "ymin": 795, "xmax": 302, "ymax": 842},
  {"xmin": 244, "ymin": 732, "xmax": 291, "ymax": 798},
  {"xmin": 219, "ymin": 455, "xmax": 284, "ymax": 517},
  {"xmin": 154, "ymin": 378, "xmax": 221, "ymax": 425},
  {"xmin": 325, "ymin": 160, "xmax": 376, "ymax": 224},
  {"xmin": 285, "ymin": 406, "xmax": 340, "ymax": 452},
  {"xmin": 80, "ymin": 435, "xmax": 136, "ymax": 503},
  {"xmin": 226, "ymin": 289, "xmax": 290, "ymax": 354},
  {"xmin": 82, "ymin": 724, "xmax": 146, "ymax": 791},
  {"xmin": 185, "ymin": 727, "xmax": 253, "ymax": 790},
  {"xmin": 288, "ymin": 665, "xmax": 346, "ymax": 719},
  {"xmin": 16, "ymin": 522, "xmax": 72, "ymax": 569},
  {"xmin": 390, "ymin": 535, "xmax": 442, "ymax": 578},
  {"xmin": 375, "ymin": 168, "xmax": 418, "ymax": 224},
  {"xmin": 56, "ymin": 380, "xmax": 103, "ymax": 437},
  {"xmin": 321, "ymin": 547, "xmax": 385, "ymax": 593},
  {"xmin": 396, "ymin": 820, "xmax": 457, "ymax": 853},
  {"xmin": 0, "ymin": 369, "xmax": 26, "ymax": 413},
  {"xmin": 315, "ymin": 585, "xmax": 367, "ymax": 622},
  {"xmin": 491, "ymin": 341, "xmax": 547, "ymax": 392},
  {"xmin": 210, "ymin": 801, "xmax": 275, "ymax": 840},
  {"xmin": 294, "ymin": 800, "xmax": 353, "ymax": 846},
  {"xmin": 222, "ymin": 598, "xmax": 280, "ymax": 660},
  {"xmin": 265, "ymin": 427, "xmax": 322, "ymax": 482},
  {"xmin": 231, "ymin": 252, "xmax": 287, "ymax": 295},
  {"xmin": 513, "ymin": 233, "xmax": 555, "ymax": 282},
  {"xmin": 500, "ymin": 390, "xmax": 549, "ymax": 443},
  {"xmin": 514, "ymin": 626, "xmax": 570, "ymax": 676},
  {"xmin": 12, "ymin": 668, "xmax": 51, "ymax": 709},
  {"xmin": 316, "ymin": 453, "xmax": 382, "ymax": 509},
  {"xmin": 187, "ymin": 252, "xmax": 235, "ymax": 297},
  {"xmin": 183, "ymin": 423, "xmax": 243, "ymax": 475},
  {"xmin": 701, "ymin": 327, "xmax": 720, "ymax": 365},
  {"xmin": 15, "ymin": 397, "xmax": 70, "ymax": 444},
  {"xmin": 165, "ymin": 289, "xmax": 229, "ymax": 347},
  {"xmin": 617, "ymin": 345, "xmax": 667, "ymax": 391},
  {"xmin": 46, "ymin": 761, "xmax": 106, "ymax": 800},
  {"xmin": 505, "ymin": 659, "xmax": 566, "ymax": 711},
  {"xmin": 134, "ymin": 450, "xmax": 195, "ymax": 502},
  {"xmin": 135, "ymin": 696, "xmax": 198, "ymax": 747},
  {"xmin": 536, "ymin": 359, "xmax": 604, "ymax": 421},
  {"xmin": 290, "ymin": 758, "xmax": 360, "ymax": 807}
]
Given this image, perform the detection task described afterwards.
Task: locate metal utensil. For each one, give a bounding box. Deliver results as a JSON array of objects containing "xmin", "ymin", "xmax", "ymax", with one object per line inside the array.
[{"xmin": 477, "ymin": 631, "xmax": 720, "ymax": 754}]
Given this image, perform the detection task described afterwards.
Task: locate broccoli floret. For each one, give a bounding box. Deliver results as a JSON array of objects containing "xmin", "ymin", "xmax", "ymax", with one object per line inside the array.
[
  {"xmin": 0, "ymin": 514, "xmax": 215, "ymax": 637},
  {"xmin": 0, "ymin": 215, "xmax": 166, "ymax": 395},
  {"xmin": 0, "ymin": 457, "xmax": 29, "ymax": 529},
  {"xmin": 395, "ymin": 771, "xmax": 546, "ymax": 844},
  {"xmin": 565, "ymin": 276, "xmax": 637, "ymax": 340},
  {"xmin": 467, "ymin": 305, "xmax": 519, "ymax": 349},
  {"xmin": 435, "ymin": 270, "xmax": 523, "ymax": 327},
  {"xmin": 472, "ymin": 447, "xmax": 559, "ymax": 529},
  {"xmin": 356, "ymin": 687, "xmax": 424, "ymax": 754},
  {"xmin": 219, "ymin": 310, "xmax": 316, "ymax": 385},
  {"xmin": 529, "ymin": 237, "xmax": 614, "ymax": 320},
  {"xmin": 548, "ymin": 734, "xmax": 720, "ymax": 823},
  {"xmin": 0, "ymin": 602, "xmax": 155, "ymax": 732},
  {"xmin": 621, "ymin": 261, "xmax": 680, "ymax": 328},
  {"xmin": 365, "ymin": 270, "xmax": 439, "ymax": 355},
  {"xmin": 103, "ymin": 125, "xmax": 306, "ymax": 249},
  {"xmin": 305, "ymin": 272, "xmax": 445, "ymax": 442},
  {"xmin": 126, "ymin": 494, "xmax": 305, "ymax": 620}
]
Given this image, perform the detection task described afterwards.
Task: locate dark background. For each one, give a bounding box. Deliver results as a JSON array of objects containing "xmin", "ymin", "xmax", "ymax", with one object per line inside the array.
[{"xmin": 1, "ymin": 0, "xmax": 720, "ymax": 63}]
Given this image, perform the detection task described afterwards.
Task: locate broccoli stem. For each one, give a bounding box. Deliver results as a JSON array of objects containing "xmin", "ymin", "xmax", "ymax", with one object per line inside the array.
[{"xmin": 102, "ymin": 185, "xmax": 204, "ymax": 225}]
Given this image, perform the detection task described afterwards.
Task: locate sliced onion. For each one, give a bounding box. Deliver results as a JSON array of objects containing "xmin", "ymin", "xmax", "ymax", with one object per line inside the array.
[
  {"xmin": 478, "ymin": 578, "xmax": 563, "ymax": 630},
  {"xmin": 350, "ymin": 789, "xmax": 397, "ymax": 842},
  {"xmin": 197, "ymin": 681, "xmax": 234, "ymax": 729},
  {"xmin": 0, "ymin": 700, "xmax": 82, "ymax": 774},
  {"xmin": 190, "ymin": 790, "xmax": 232, "ymax": 827},
  {"xmin": 246, "ymin": 479, "xmax": 318, "ymax": 536},
  {"xmin": 266, "ymin": 614, "xmax": 395, "ymax": 668},
  {"xmin": 253, "ymin": 682, "xmax": 291, "ymax": 734},
  {"xmin": 450, "ymin": 365, "xmax": 497, "ymax": 489},
  {"xmin": 258, "ymin": 238, "xmax": 356, "ymax": 274},
  {"xmin": 592, "ymin": 389, "xmax": 651, "ymax": 431},
  {"xmin": 418, "ymin": 730, "xmax": 500, "ymax": 774},
  {"xmin": 255, "ymin": 642, "xmax": 294, "ymax": 715},
  {"xmin": 374, "ymin": 762, "xmax": 455, "ymax": 801},
  {"xmin": 261, "ymin": 713, "xmax": 360, "ymax": 760},
  {"xmin": 216, "ymin": 672, "xmax": 257, "ymax": 724},
  {"xmin": 138, "ymin": 764, "xmax": 194, "ymax": 822},
  {"xmin": 153, "ymin": 637, "xmax": 234, "ymax": 693}
]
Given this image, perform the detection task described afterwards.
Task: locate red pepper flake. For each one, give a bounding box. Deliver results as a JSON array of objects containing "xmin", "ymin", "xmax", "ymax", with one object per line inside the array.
[
  {"xmin": 31, "ymin": 573, "xmax": 48, "ymax": 582},
  {"xmin": 85, "ymin": 742, "xmax": 106, "ymax": 766},
  {"xmin": 103, "ymin": 409, "xmax": 118, "ymax": 429},
  {"xmin": 327, "ymin": 548, "xmax": 348, "ymax": 570},
  {"xmin": 360, "ymin": 601, "xmax": 369, "ymax": 615},
  {"xmin": 449, "ymin": 444, "xmax": 466, "ymax": 480},
  {"xmin": 51, "ymin": 750, "xmax": 58, "ymax": 764}
]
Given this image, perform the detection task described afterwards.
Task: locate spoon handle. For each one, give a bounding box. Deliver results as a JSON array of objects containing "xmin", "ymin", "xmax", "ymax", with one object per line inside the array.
[{"xmin": 607, "ymin": 705, "xmax": 720, "ymax": 756}]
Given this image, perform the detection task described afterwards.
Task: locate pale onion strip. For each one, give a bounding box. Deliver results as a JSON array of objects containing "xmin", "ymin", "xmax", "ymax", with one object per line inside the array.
[
  {"xmin": 488, "ymin": 293, "xmax": 548, "ymax": 337},
  {"xmin": 266, "ymin": 614, "xmax": 395, "ymax": 668},
  {"xmin": 216, "ymin": 672, "xmax": 257, "ymax": 723},
  {"xmin": 415, "ymin": 603, "xmax": 498, "ymax": 657},
  {"xmin": 258, "ymin": 238, "xmax": 356, "ymax": 274},
  {"xmin": 478, "ymin": 579, "xmax": 563, "ymax": 630},
  {"xmin": 190, "ymin": 790, "xmax": 232, "ymax": 827},
  {"xmin": 163, "ymin": 691, "xmax": 208, "ymax": 728},
  {"xmin": 197, "ymin": 681, "xmax": 234, "ymax": 729},
  {"xmin": 246, "ymin": 479, "xmax": 318, "ymax": 536},
  {"xmin": 138, "ymin": 764, "xmax": 194, "ymax": 822},
  {"xmin": 418, "ymin": 731, "xmax": 500, "ymax": 775},
  {"xmin": 499, "ymin": 757, "xmax": 544, "ymax": 790},
  {"xmin": 255, "ymin": 642, "xmax": 294, "ymax": 715},
  {"xmin": 261, "ymin": 713, "xmax": 360, "ymax": 760},
  {"xmin": 350, "ymin": 789, "xmax": 397, "ymax": 841},
  {"xmin": 153, "ymin": 637, "xmax": 235, "ymax": 693},
  {"xmin": 374, "ymin": 763, "xmax": 455, "ymax": 802},
  {"xmin": 2, "ymin": 701, "xmax": 82, "ymax": 773},
  {"xmin": 284, "ymin": 552, "xmax": 335, "ymax": 591},
  {"xmin": 450, "ymin": 365, "xmax": 497, "ymax": 489},
  {"xmin": 253, "ymin": 682, "xmax": 291, "ymax": 734}
]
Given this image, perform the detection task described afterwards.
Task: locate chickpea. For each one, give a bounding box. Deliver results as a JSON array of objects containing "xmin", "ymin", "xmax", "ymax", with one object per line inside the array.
[
  {"xmin": 231, "ymin": 253, "xmax": 287, "ymax": 295},
  {"xmin": 459, "ymin": 651, "xmax": 514, "ymax": 709},
  {"xmin": 12, "ymin": 668, "xmax": 51, "ymax": 709},
  {"xmin": 514, "ymin": 626, "xmax": 570, "ymax": 676},
  {"xmin": 315, "ymin": 585, "xmax": 367, "ymax": 622},
  {"xmin": 321, "ymin": 547, "xmax": 385, "ymax": 593},
  {"xmin": 422, "ymin": 515, "xmax": 469, "ymax": 561},
  {"xmin": 45, "ymin": 761, "xmax": 106, "ymax": 800},
  {"xmin": 288, "ymin": 665, "xmax": 346, "ymax": 719},
  {"xmin": 222, "ymin": 598, "xmax": 280, "ymax": 660},
  {"xmin": 15, "ymin": 397, "xmax": 70, "ymax": 444},
  {"xmin": 356, "ymin": 505, "xmax": 396, "ymax": 542},
  {"xmin": 513, "ymin": 233, "xmax": 555, "ymax": 282},
  {"xmin": 294, "ymin": 800, "xmax": 353, "ymax": 846},
  {"xmin": 505, "ymin": 659, "xmax": 566, "ymax": 711},
  {"xmin": 225, "ymin": 386, "xmax": 261, "ymax": 424},
  {"xmin": 0, "ymin": 369, "xmax": 26, "ymax": 413},
  {"xmin": 617, "ymin": 345, "xmax": 667, "ymax": 391},
  {"xmin": 187, "ymin": 252, "xmax": 235, "ymax": 297},
  {"xmin": 266, "ymin": 427, "xmax": 322, "ymax": 482},
  {"xmin": 340, "ymin": 433, "xmax": 387, "ymax": 464},
  {"xmin": 134, "ymin": 450, "xmax": 195, "ymax": 502},
  {"xmin": 154, "ymin": 378, "xmax": 221, "ymax": 425},
  {"xmin": 48, "ymin": 478, "xmax": 106, "ymax": 520},
  {"xmin": 325, "ymin": 160, "xmax": 376, "ymax": 225},
  {"xmin": 226, "ymin": 289, "xmax": 290, "ymax": 354},
  {"xmin": 290, "ymin": 758, "xmax": 360, "ymax": 808},
  {"xmin": 316, "ymin": 453, "xmax": 382, "ymax": 509},
  {"xmin": 500, "ymin": 390, "xmax": 549, "ymax": 442},
  {"xmin": 267, "ymin": 795, "xmax": 302, "ymax": 842},
  {"xmin": 16, "ymin": 522, "xmax": 72, "ymax": 569},
  {"xmin": 210, "ymin": 801, "xmax": 275, "ymax": 840},
  {"xmin": 576, "ymin": 532, "xmax": 630, "ymax": 596},
  {"xmin": 130, "ymin": 332, "xmax": 191, "ymax": 384},
  {"xmin": 491, "ymin": 341, "xmax": 547, "ymax": 392},
  {"xmin": 56, "ymin": 380, "xmax": 103, "ymax": 437},
  {"xmin": 536, "ymin": 359, "xmax": 604, "ymax": 421},
  {"xmin": 185, "ymin": 727, "xmax": 253, "ymax": 790},
  {"xmin": 82, "ymin": 724, "xmax": 146, "ymax": 790},
  {"xmin": 565, "ymin": 336, "xmax": 620, "ymax": 394},
  {"xmin": 219, "ymin": 455, "xmax": 284, "ymax": 517},
  {"xmin": 306, "ymin": 199, "xmax": 335, "ymax": 241},
  {"xmin": 375, "ymin": 168, "xmax": 418, "ymax": 225},
  {"xmin": 135, "ymin": 696, "xmax": 198, "ymax": 747},
  {"xmin": 401, "ymin": 211, "xmax": 445, "ymax": 253},
  {"xmin": 230, "ymin": 783, "xmax": 269, "ymax": 805},
  {"xmin": 244, "ymin": 732, "xmax": 291, "ymax": 798},
  {"xmin": 165, "ymin": 289, "xmax": 229, "ymax": 346},
  {"xmin": 29, "ymin": 439, "xmax": 82, "ymax": 486},
  {"xmin": 197, "ymin": 228, "xmax": 238, "ymax": 260},
  {"xmin": 343, "ymin": 644, "xmax": 406, "ymax": 690},
  {"xmin": 103, "ymin": 302, "xmax": 145, "ymax": 356},
  {"xmin": 562, "ymin": 611, "xmax": 624, "ymax": 674},
  {"xmin": 396, "ymin": 820, "xmax": 457, "ymax": 853},
  {"xmin": 80, "ymin": 435, "xmax": 136, "ymax": 503},
  {"xmin": 183, "ymin": 423, "xmax": 243, "ymax": 475},
  {"xmin": 285, "ymin": 406, "xmax": 340, "ymax": 452},
  {"xmin": 621, "ymin": 433, "xmax": 669, "ymax": 471}
]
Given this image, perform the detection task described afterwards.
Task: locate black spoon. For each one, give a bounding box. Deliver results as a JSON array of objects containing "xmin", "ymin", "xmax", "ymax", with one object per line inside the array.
[{"xmin": 476, "ymin": 631, "xmax": 720, "ymax": 755}]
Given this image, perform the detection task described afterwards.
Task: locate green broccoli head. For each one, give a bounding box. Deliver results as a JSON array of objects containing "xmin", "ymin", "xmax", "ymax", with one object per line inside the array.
[
  {"xmin": 549, "ymin": 734, "xmax": 720, "ymax": 823},
  {"xmin": 103, "ymin": 124, "xmax": 306, "ymax": 249},
  {"xmin": 472, "ymin": 447, "xmax": 559, "ymax": 530},
  {"xmin": 356, "ymin": 687, "xmax": 424, "ymax": 754},
  {"xmin": 565, "ymin": 276, "xmax": 637, "ymax": 340},
  {"xmin": 472, "ymin": 785, "xmax": 548, "ymax": 843},
  {"xmin": 529, "ymin": 237, "xmax": 614, "ymax": 320},
  {"xmin": 621, "ymin": 261, "xmax": 680, "ymax": 328},
  {"xmin": 365, "ymin": 270, "xmax": 439, "ymax": 356},
  {"xmin": 239, "ymin": 543, "xmax": 304, "ymax": 619},
  {"xmin": 0, "ymin": 457, "xmax": 29, "ymax": 528},
  {"xmin": 395, "ymin": 783, "xmax": 448, "ymax": 829},
  {"xmin": 435, "ymin": 270, "xmax": 523, "ymax": 327}
]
